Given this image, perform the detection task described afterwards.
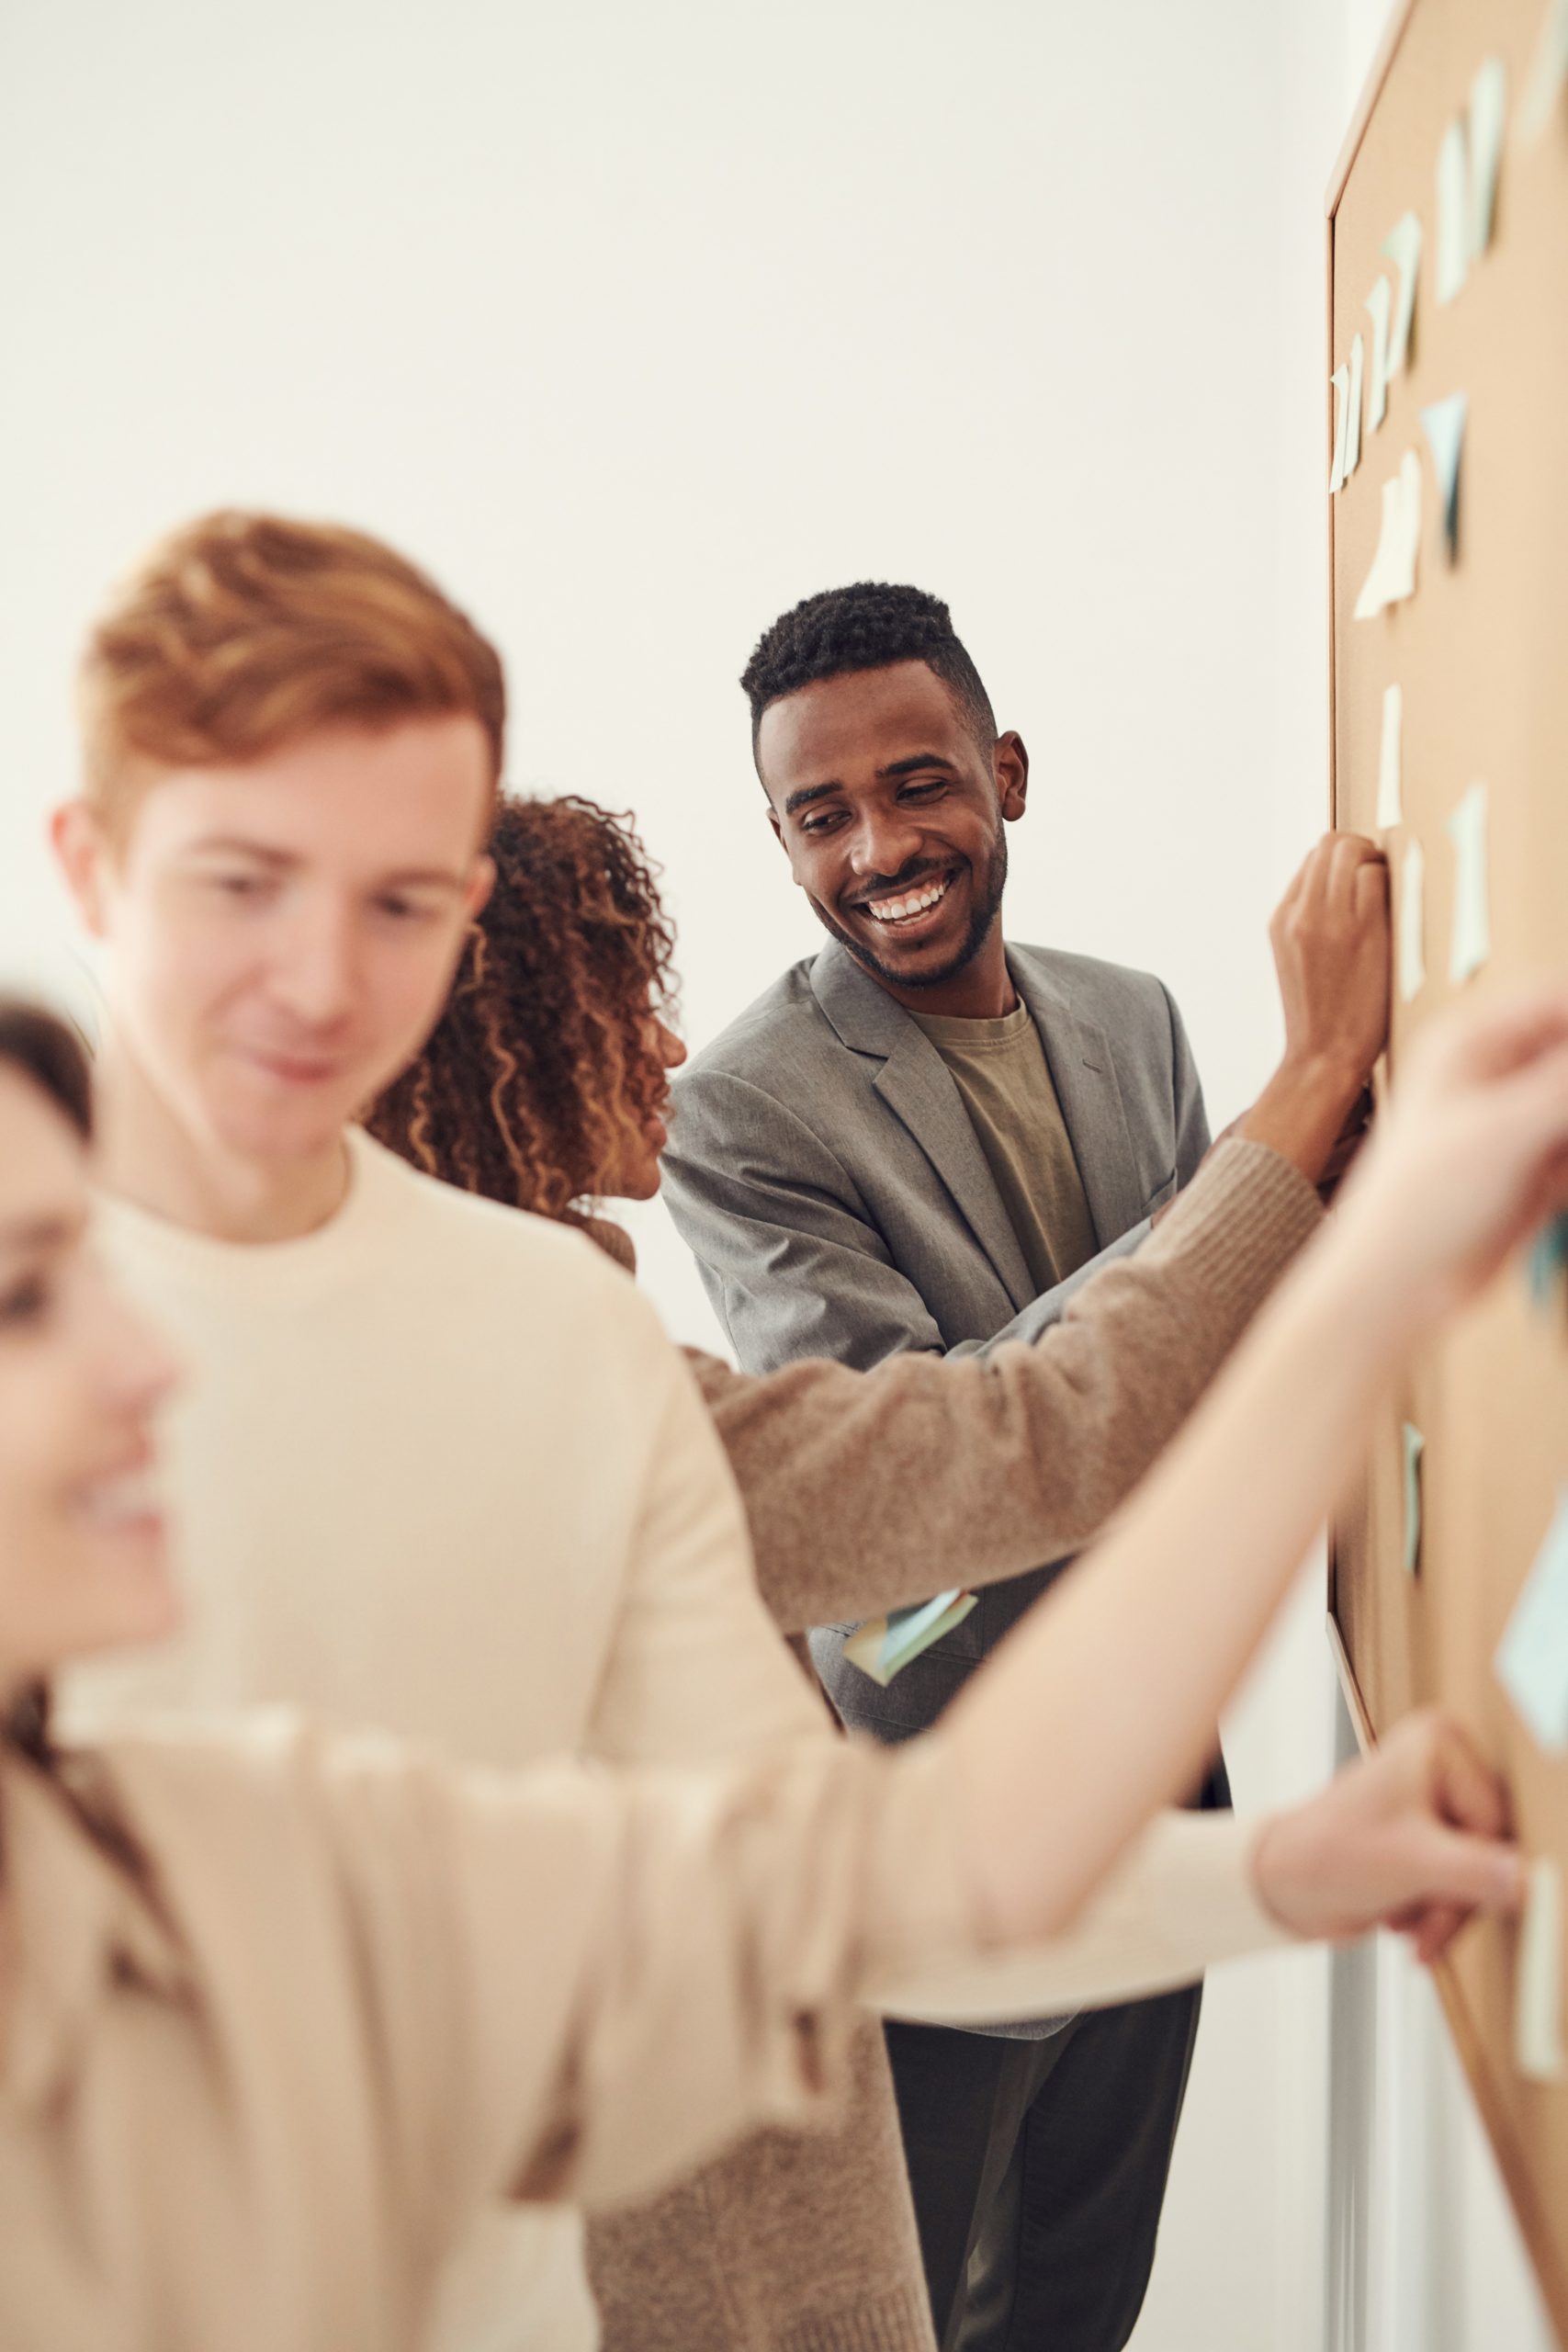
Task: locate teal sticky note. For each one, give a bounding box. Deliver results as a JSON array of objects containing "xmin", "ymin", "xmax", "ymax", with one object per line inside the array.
[
  {"xmin": 1448, "ymin": 781, "xmax": 1491, "ymax": 983},
  {"xmin": 843, "ymin": 1589, "xmax": 977, "ymax": 1686},
  {"xmin": 1403, "ymin": 1423, "xmax": 1426, "ymax": 1576},
  {"xmin": 1528, "ymin": 1213, "xmax": 1568, "ymax": 1309},
  {"xmin": 1421, "ymin": 391, "xmax": 1468, "ymax": 560},
  {"xmin": 1497, "ymin": 1490, "xmax": 1568, "ymax": 1750}
]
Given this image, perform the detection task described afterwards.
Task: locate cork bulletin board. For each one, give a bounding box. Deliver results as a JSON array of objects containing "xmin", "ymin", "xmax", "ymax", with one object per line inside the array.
[{"xmin": 1326, "ymin": 0, "xmax": 1568, "ymax": 2333}]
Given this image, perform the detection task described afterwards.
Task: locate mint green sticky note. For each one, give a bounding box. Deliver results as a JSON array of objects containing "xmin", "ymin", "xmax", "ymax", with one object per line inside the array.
[
  {"xmin": 1448, "ymin": 781, "xmax": 1490, "ymax": 983},
  {"xmin": 843, "ymin": 1589, "xmax": 978, "ymax": 1687},
  {"xmin": 1402, "ymin": 1423, "xmax": 1426, "ymax": 1576},
  {"xmin": 1528, "ymin": 1214, "xmax": 1568, "ymax": 1309},
  {"xmin": 1497, "ymin": 1490, "xmax": 1568, "ymax": 1750}
]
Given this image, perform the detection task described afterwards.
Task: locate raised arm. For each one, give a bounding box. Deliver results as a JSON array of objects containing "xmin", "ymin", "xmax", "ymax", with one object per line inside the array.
[{"xmin": 688, "ymin": 1135, "xmax": 1321, "ymax": 1632}]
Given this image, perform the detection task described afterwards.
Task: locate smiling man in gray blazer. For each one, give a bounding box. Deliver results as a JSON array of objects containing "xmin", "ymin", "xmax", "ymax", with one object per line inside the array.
[{"xmin": 662, "ymin": 582, "xmax": 1295, "ymax": 2352}]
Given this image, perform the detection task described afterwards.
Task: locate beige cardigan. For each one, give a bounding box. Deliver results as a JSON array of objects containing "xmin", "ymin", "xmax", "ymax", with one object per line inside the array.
[{"xmin": 587, "ymin": 1136, "xmax": 1322, "ymax": 2352}]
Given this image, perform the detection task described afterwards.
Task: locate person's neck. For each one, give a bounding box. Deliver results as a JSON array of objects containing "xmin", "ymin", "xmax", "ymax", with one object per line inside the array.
[
  {"xmin": 870, "ymin": 927, "xmax": 1017, "ymax": 1021},
  {"xmin": 96, "ymin": 1045, "xmax": 351, "ymax": 1245}
]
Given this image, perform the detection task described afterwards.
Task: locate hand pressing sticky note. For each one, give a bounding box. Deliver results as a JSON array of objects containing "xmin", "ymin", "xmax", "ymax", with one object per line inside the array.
[
  {"xmin": 843, "ymin": 1589, "xmax": 977, "ymax": 1687},
  {"xmin": 1496, "ymin": 1489, "xmax": 1568, "ymax": 1751},
  {"xmin": 1421, "ymin": 393, "xmax": 1468, "ymax": 561},
  {"xmin": 1402, "ymin": 1422, "xmax": 1425, "ymax": 1577},
  {"xmin": 1382, "ymin": 212, "xmax": 1422, "ymax": 378},
  {"xmin": 1398, "ymin": 835, "xmax": 1426, "ymax": 1002},
  {"xmin": 1447, "ymin": 781, "xmax": 1491, "ymax": 982},
  {"xmin": 1516, "ymin": 1858, "xmax": 1566, "ymax": 2085},
  {"xmin": 1376, "ymin": 684, "xmax": 1404, "ymax": 828}
]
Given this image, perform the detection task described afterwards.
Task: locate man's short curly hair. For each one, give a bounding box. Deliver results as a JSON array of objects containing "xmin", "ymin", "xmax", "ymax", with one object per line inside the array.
[
  {"xmin": 366, "ymin": 794, "xmax": 677, "ymax": 1220},
  {"xmin": 740, "ymin": 582, "xmax": 996, "ymax": 760}
]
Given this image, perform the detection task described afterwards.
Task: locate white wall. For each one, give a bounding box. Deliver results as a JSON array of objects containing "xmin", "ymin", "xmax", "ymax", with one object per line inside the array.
[{"xmin": 1, "ymin": 3, "xmax": 1538, "ymax": 2346}]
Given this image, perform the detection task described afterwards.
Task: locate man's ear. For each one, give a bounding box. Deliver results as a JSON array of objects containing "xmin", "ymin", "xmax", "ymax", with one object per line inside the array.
[
  {"xmin": 51, "ymin": 801, "xmax": 115, "ymax": 940},
  {"xmin": 765, "ymin": 804, "xmax": 784, "ymax": 849},
  {"xmin": 996, "ymin": 731, "xmax": 1029, "ymax": 822}
]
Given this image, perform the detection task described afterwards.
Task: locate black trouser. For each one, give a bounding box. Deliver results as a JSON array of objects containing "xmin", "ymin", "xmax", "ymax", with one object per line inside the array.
[{"xmin": 885, "ymin": 1982, "xmax": 1202, "ymax": 2352}]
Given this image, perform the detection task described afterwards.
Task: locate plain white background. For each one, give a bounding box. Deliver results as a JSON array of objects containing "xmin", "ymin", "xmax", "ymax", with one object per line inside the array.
[{"xmin": 0, "ymin": 2, "xmax": 1552, "ymax": 2343}]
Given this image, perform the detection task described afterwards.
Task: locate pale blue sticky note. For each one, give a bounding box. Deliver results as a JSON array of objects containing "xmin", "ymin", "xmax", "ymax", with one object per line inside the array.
[
  {"xmin": 1497, "ymin": 1490, "xmax": 1568, "ymax": 1750},
  {"xmin": 1403, "ymin": 1424, "xmax": 1426, "ymax": 1576},
  {"xmin": 1528, "ymin": 1213, "xmax": 1568, "ymax": 1308},
  {"xmin": 842, "ymin": 1589, "xmax": 978, "ymax": 1686},
  {"xmin": 1382, "ymin": 212, "xmax": 1422, "ymax": 378},
  {"xmin": 1421, "ymin": 392, "xmax": 1468, "ymax": 560},
  {"xmin": 1468, "ymin": 59, "xmax": 1508, "ymax": 259},
  {"xmin": 1522, "ymin": 0, "xmax": 1568, "ymax": 141},
  {"xmin": 1447, "ymin": 782, "xmax": 1491, "ymax": 982}
]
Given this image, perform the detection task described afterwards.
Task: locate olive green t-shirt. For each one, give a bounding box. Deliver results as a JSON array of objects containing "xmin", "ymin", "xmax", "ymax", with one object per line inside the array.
[{"xmin": 910, "ymin": 1000, "xmax": 1098, "ymax": 1295}]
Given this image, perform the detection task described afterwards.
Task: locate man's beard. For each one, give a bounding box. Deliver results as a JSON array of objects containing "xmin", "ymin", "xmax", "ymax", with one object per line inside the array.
[{"xmin": 813, "ymin": 831, "xmax": 1009, "ymax": 991}]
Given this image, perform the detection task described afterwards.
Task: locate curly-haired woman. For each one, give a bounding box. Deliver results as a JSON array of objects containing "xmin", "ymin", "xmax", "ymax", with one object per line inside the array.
[{"xmin": 367, "ymin": 797, "xmax": 1391, "ymax": 2352}]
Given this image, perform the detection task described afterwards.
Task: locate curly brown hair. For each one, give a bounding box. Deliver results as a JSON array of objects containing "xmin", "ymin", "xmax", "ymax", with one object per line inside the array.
[{"xmin": 367, "ymin": 794, "xmax": 678, "ymax": 1217}]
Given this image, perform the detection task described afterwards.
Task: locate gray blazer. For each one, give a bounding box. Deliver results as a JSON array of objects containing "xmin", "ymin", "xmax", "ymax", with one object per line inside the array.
[{"xmin": 662, "ymin": 936, "xmax": 1211, "ymax": 1736}]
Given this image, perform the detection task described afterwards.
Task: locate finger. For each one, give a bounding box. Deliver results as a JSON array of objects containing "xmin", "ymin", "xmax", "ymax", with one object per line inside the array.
[
  {"xmin": 1430, "ymin": 1717, "xmax": 1512, "ymax": 1841},
  {"xmin": 1332, "ymin": 832, "xmax": 1386, "ymax": 920},
  {"xmin": 1411, "ymin": 1901, "xmax": 1472, "ymax": 1965},
  {"xmin": 1407, "ymin": 1821, "xmax": 1524, "ymax": 1916}
]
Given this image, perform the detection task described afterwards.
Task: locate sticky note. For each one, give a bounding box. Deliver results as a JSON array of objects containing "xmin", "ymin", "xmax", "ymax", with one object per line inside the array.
[
  {"xmin": 1355, "ymin": 449, "xmax": 1423, "ymax": 619},
  {"xmin": 1517, "ymin": 1859, "xmax": 1566, "ymax": 2084},
  {"xmin": 1402, "ymin": 1422, "xmax": 1425, "ymax": 1576},
  {"xmin": 1447, "ymin": 781, "xmax": 1490, "ymax": 983},
  {"xmin": 1421, "ymin": 392, "xmax": 1468, "ymax": 561},
  {"xmin": 1329, "ymin": 363, "xmax": 1352, "ymax": 493},
  {"xmin": 1522, "ymin": 0, "xmax": 1568, "ymax": 141},
  {"xmin": 1365, "ymin": 278, "xmax": 1393, "ymax": 434},
  {"xmin": 1437, "ymin": 119, "xmax": 1470, "ymax": 304},
  {"xmin": 1528, "ymin": 1212, "xmax": 1568, "ymax": 1308},
  {"xmin": 1345, "ymin": 334, "xmax": 1364, "ymax": 480},
  {"xmin": 1398, "ymin": 836, "xmax": 1426, "ymax": 1002},
  {"xmin": 1468, "ymin": 60, "xmax": 1508, "ymax": 258},
  {"xmin": 1496, "ymin": 1488, "xmax": 1568, "ymax": 1750},
  {"xmin": 1382, "ymin": 212, "xmax": 1422, "ymax": 377},
  {"xmin": 1376, "ymin": 684, "xmax": 1404, "ymax": 828},
  {"xmin": 843, "ymin": 1589, "xmax": 977, "ymax": 1686}
]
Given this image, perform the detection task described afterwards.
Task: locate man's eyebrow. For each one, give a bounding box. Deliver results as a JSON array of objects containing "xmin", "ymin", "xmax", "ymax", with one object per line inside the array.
[
  {"xmin": 782, "ymin": 781, "xmax": 842, "ymax": 818},
  {"xmin": 877, "ymin": 752, "xmax": 958, "ymax": 781},
  {"xmin": 182, "ymin": 837, "xmax": 466, "ymax": 890}
]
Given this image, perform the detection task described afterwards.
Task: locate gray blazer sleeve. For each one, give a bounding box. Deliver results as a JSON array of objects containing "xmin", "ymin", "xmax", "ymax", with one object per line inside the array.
[{"xmin": 662, "ymin": 984, "xmax": 1212, "ymax": 1378}]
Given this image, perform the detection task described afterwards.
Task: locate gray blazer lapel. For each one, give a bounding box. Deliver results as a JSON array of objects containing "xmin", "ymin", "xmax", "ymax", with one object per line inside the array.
[
  {"xmin": 809, "ymin": 944, "xmax": 1035, "ymax": 1311},
  {"xmin": 1009, "ymin": 953, "xmax": 1148, "ymax": 1249}
]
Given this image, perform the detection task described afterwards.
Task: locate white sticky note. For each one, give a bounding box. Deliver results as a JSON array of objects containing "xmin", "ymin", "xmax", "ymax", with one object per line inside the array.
[
  {"xmin": 843, "ymin": 1589, "xmax": 977, "ymax": 1686},
  {"xmin": 1469, "ymin": 59, "xmax": 1508, "ymax": 258},
  {"xmin": 1345, "ymin": 334, "xmax": 1364, "ymax": 479},
  {"xmin": 1364, "ymin": 279, "xmax": 1393, "ymax": 434},
  {"xmin": 1394, "ymin": 447, "xmax": 1422, "ymax": 599},
  {"xmin": 1522, "ymin": 0, "xmax": 1568, "ymax": 141},
  {"xmin": 1437, "ymin": 119, "xmax": 1471, "ymax": 303},
  {"xmin": 1496, "ymin": 1487, "xmax": 1568, "ymax": 1749},
  {"xmin": 1448, "ymin": 781, "xmax": 1490, "ymax": 982},
  {"xmin": 1329, "ymin": 364, "xmax": 1352, "ymax": 493},
  {"xmin": 1377, "ymin": 684, "xmax": 1404, "ymax": 827},
  {"xmin": 1402, "ymin": 1422, "xmax": 1425, "ymax": 1575},
  {"xmin": 1398, "ymin": 835, "xmax": 1427, "ymax": 1001},
  {"xmin": 1421, "ymin": 392, "xmax": 1468, "ymax": 561},
  {"xmin": 1382, "ymin": 212, "xmax": 1422, "ymax": 377},
  {"xmin": 1517, "ymin": 1859, "xmax": 1567, "ymax": 2084}
]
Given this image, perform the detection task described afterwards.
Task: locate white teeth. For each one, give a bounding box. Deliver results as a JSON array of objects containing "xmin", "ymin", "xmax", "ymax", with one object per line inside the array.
[
  {"xmin": 865, "ymin": 875, "xmax": 953, "ymax": 925},
  {"xmin": 76, "ymin": 1469, "xmax": 162, "ymax": 1528}
]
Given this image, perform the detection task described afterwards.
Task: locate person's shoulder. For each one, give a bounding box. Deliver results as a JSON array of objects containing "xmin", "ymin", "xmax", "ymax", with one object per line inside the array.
[
  {"xmin": 1010, "ymin": 941, "xmax": 1180, "ymax": 1030},
  {"xmin": 351, "ymin": 1133, "xmax": 654, "ymax": 1324},
  {"xmin": 681, "ymin": 957, "xmax": 829, "ymax": 1089}
]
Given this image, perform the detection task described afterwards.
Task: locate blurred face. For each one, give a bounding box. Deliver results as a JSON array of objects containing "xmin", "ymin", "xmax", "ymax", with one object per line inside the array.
[
  {"xmin": 0, "ymin": 1069, "xmax": 180, "ymax": 1699},
  {"xmin": 54, "ymin": 717, "xmax": 495, "ymax": 1173},
  {"xmin": 758, "ymin": 662, "xmax": 1028, "ymax": 993},
  {"xmin": 603, "ymin": 1013, "xmax": 687, "ymax": 1201}
]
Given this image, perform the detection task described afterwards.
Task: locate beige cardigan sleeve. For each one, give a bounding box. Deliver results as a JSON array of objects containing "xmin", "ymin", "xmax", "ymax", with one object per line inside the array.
[{"xmin": 686, "ymin": 1136, "xmax": 1323, "ymax": 1632}]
